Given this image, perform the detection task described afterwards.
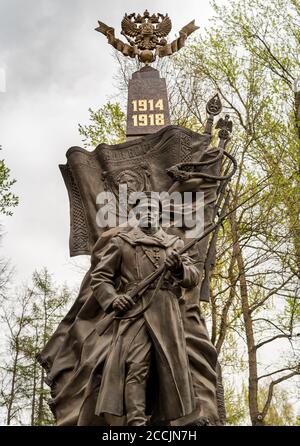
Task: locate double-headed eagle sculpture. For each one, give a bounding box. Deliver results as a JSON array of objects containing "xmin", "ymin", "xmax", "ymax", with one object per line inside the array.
[{"xmin": 96, "ymin": 10, "xmax": 199, "ymax": 64}]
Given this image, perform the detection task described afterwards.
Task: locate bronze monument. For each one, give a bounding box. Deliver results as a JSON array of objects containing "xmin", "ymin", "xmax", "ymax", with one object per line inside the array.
[
  {"xmin": 95, "ymin": 10, "xmax": 199, "ymax": 64},
  {"xmin": 37, "ymin": 10, "xmax": 236, "ymax": 427}
]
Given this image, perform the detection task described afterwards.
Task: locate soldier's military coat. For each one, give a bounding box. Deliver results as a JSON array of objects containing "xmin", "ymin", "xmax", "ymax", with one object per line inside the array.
[{"xmin": 90, "ymin": 226, "xmax": 200, "ymax": 422}]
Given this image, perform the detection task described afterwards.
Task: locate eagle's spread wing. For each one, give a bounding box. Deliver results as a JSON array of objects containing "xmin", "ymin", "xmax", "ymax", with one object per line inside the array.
[
  {"xmin": 121, "ymin": 15, "xmax": 139, "ymax": 37},
  {"xmin": 216, "ymin": 117, "xmax": 233, "ymax": 133},
  {"xmin": 216, "ymin": 118, "xmax": 225, "ymax": 130},
  {"xmin": 155, "ymin": 15, "xmax": 172, "ymax": 38},
  {"xmin": 95, "ymin": 21, "xmax": 114, "ymax": 35}
]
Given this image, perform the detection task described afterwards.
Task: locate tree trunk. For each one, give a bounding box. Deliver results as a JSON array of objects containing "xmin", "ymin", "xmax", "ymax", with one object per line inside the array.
[
  {"xmin": 215, "ymin": 253, "xmax": 236, "ymax": 354},
  {"xmin": 30, "ymin": 330, "xmax": 39, "ymax": 425},
  {"xmin": 6, "ymin": 339, "xmax": 20, "ymax": 425},
  {"xmin": 294, "ymin": 90, "xmax": 300, "ymax": 139},
  {"xmin": 36, "ymin": 290, "xmax": 48, "ymax": 425},
  {"xmin": 230, "ymin": 210, "xmax": 263, "ymax": 426},
  {"xmin": 36, "ymin": 367, "xmax": 45, "ymax": 425}
]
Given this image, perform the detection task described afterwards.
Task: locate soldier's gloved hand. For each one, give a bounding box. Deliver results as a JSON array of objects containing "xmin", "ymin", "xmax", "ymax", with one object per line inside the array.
[
  {"xmin": 165, "ymin": 250, "xmax": 183, "ymax": 277},
  {"xmin": 112, "ymin": 294, "xmax": 135, "ymax": 312}
]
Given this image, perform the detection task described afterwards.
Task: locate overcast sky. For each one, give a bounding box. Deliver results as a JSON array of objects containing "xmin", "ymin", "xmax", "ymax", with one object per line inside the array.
[
  {"xmin": 1, "ymin": 1, "xmax": 299, "ymax": 421},
  {"xmin": 0, "ymin": 0, "xmax": 214, "ymax": 289}
]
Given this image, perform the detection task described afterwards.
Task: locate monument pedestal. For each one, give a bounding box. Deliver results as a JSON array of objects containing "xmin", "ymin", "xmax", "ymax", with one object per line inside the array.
[{"xmin": 126, "ymin": 66, "xmax": 171, "ymax": 139}]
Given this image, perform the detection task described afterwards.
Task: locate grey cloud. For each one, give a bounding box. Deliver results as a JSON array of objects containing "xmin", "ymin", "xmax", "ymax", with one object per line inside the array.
[{"xmin": 0, "ymin": 0, "xmax": 208, "ymax": 287}]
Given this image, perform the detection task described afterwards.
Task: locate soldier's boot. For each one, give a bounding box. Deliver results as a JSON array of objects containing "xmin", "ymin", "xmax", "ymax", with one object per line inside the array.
[{"xmin": 125, "ymin": 362, "xmax": 149, "ymax": 426}]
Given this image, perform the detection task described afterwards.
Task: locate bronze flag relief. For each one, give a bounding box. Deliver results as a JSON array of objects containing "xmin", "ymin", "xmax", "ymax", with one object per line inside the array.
[{"xmin": 37, "ymin": 10, "xmax": 236, "ymax": 427}]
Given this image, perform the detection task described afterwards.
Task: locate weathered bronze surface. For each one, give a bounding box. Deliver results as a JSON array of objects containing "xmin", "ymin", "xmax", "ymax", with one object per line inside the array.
[
  {"xmin": 38, "ymin": 118, "xmax": 235, "ymax": 425},
  {"xmin": 126, "ymin": 66, "xmax": 170, "ymax": 137},
  {"xmin": 36, "ymin": 10, "xmax": 237, "ymax": 427},
  {"xmin": 91, "ymin": 207, "xmax": 200, "ymax": 425},
  {"xmin": 59, "ymin": 126, "xmax": 212, "ymax": 259},
  {"xmin": 96, "ymin": 10, "xmax": 199, "ymax": 64}
]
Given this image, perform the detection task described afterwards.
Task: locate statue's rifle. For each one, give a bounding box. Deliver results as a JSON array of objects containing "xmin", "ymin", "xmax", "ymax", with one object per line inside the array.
[
  {"xmin": 96, "ymin": 113, "xmax": 237, "ymax": 331},
  {"xmin": 119, "ymin": 114, "xmax": 236, "ymax": 316},
  {"xmin": 95, "ymin": 182, "xmax": 267, "ymax": 334}
]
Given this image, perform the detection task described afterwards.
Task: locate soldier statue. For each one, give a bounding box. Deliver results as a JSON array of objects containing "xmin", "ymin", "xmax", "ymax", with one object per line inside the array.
[
  {"xmin": 36, "ymin": 11, "xmax": 236, "ymax": 427},
  {"xmin": 90, "ymin": 193, "xmax": 200, "ymax": 426}
]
